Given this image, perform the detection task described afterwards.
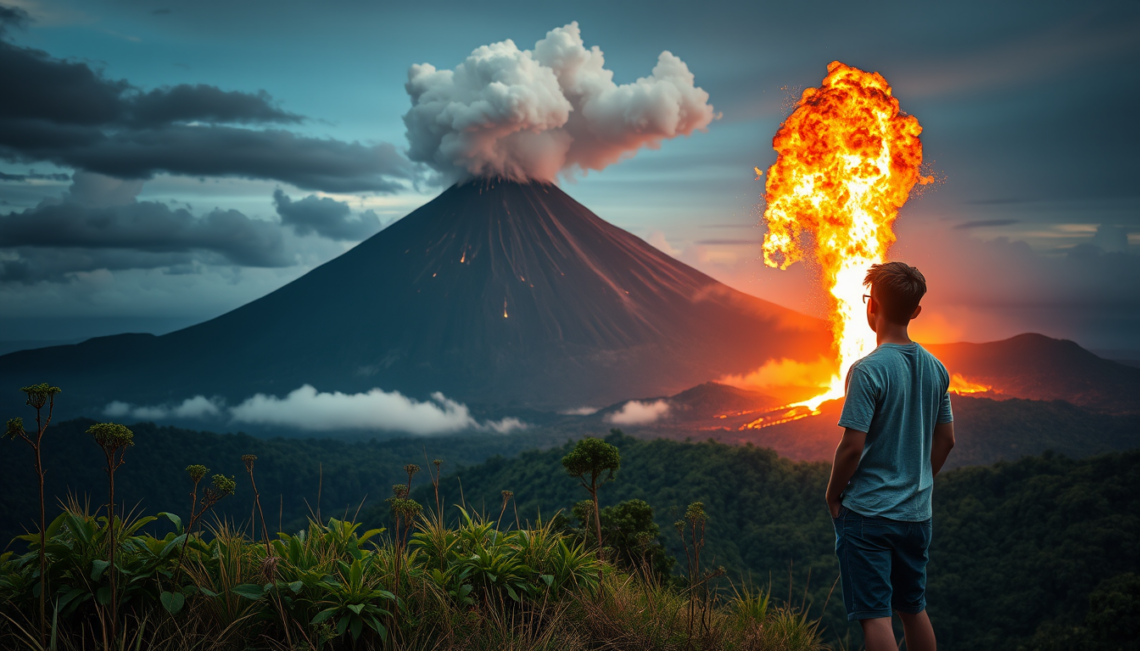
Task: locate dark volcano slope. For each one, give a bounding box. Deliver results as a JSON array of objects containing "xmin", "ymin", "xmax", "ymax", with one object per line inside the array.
[{"xmin": 1, "ymin": 180, "xmax": 827, "ymax": 415}]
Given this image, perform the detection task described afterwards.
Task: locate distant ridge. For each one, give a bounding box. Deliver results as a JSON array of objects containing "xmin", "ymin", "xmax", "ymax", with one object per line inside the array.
[
  {"xmin": 0, "ymin": 180, "xmax": 828, "ymax": 417},
  {"xmin": 924, "ymin": 333, "xmax": 1140, "ymax": 413}
]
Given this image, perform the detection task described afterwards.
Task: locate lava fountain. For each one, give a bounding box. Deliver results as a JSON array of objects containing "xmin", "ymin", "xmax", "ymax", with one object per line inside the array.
[{"xmin": 761, "ymin": 61, "xmax": 932, "ymax": 410}]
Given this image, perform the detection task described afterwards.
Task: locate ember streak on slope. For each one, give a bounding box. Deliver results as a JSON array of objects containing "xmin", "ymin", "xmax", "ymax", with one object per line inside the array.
[{"xmin": 761, "ymin": 61, "xmax": 933, "ymax": 410}]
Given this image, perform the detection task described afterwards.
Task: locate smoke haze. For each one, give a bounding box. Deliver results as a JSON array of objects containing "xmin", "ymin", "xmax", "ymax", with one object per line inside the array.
[{"xmin": 403, "ymin": 22, "xmax": 716, "ymax": 182}]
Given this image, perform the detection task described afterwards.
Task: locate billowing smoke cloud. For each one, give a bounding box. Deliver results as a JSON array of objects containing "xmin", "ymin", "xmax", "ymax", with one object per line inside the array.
[
  {"xmin": 229, "ymin": 385, "xmax": 526, "ymax": 435},
  {"xmin": 403, "ymin": 22, "xmax": 716, "ymax": 182},
  {"xmin": 605, "ymin": 399, "xmax": 671, "ymax": 426}
]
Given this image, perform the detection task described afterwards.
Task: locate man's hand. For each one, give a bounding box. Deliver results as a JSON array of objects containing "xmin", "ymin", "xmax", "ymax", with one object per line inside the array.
[
  {"xmin": 827, "ymin": 495, "xmax": 842, "ymax": 519},
  {"xmin": 931, "ymin": 420, "xmax": 956, "ymax": 477}
]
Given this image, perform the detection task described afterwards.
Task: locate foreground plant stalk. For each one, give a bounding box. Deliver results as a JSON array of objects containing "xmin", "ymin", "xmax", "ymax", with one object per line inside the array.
[{"xmin": 4, "ymin": 382, "xmax": 62, "ymax": 647}]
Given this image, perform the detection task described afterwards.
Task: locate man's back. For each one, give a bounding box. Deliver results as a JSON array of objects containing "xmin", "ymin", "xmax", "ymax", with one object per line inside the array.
[
  {"xmin": 837, "ymin": 342, "xmax": 953, "ymax": 521},
  {"xmin": 824, "ymin": 262, "xmax": 955, "ymax": 650}
]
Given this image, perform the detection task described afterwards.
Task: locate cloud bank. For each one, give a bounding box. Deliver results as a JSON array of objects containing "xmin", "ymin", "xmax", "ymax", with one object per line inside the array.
[
  {"xmin": 104, "ymin": 395, "xmax": 222, "ymax": 420},
  {"xmin": 403, "ymin": 22, "xmax": 716, "ymax": 183},
  {"xmin": 0, "ymin": 17, "xmax": 416, "ymax": 193},
  {"xmin": 605, "ymin": 399, "xmax": 671, "ymax": 426},
  {"xmin": 103, "ymin": 385, "xmax": 528, "ymax": 435}
]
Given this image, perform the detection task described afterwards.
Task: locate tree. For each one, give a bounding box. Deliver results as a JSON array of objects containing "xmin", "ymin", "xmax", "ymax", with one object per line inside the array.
[
  {"xmin": 87, "ymin": 422, "xmax": 134, "ymax": 643},
  {"xmin": 571, "ymin": 498, "xmax": 675, "ymax": 581},
  {"xmin": 3, "ymin": 383, "xmax": 61, "ymax": 645},
  {"xmin": 561, "ymin": 435, "xmax": 621, "ymax": 556}
]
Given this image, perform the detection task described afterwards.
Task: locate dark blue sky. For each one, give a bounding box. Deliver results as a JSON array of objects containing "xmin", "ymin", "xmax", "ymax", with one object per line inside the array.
[{"xmin": 1, "ymin": 0, "xmax": 1138, "ymax": 352}]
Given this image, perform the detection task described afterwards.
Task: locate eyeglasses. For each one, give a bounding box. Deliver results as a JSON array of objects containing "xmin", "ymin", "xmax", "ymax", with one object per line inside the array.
[{"xmin": 862, "ymin": 294, "xmax": 871, "ymax": 304}]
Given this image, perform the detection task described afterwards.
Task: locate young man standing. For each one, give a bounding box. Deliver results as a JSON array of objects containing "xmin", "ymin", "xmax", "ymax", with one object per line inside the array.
[{"xmin": 825, "ymin": 261, "xmax": 956, "ymax": 651}]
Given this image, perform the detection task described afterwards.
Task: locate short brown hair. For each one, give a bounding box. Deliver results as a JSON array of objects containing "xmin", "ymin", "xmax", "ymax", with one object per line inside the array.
[{"xmin": 864, "ymin": 262, "xmax": 927, "ymax": 324}]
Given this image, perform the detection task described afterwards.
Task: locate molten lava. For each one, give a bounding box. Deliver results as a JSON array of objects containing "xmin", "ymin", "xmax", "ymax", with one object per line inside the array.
[
  {"xmin": 948, "ymin": 373, "xmax": 992, "ymax": 395},
  {"xmin": 761, "ymin": 61, "xmax": 932, "ymax": 409}
]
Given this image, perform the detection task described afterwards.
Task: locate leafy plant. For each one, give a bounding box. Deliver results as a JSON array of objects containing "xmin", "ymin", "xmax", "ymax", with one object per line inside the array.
[{"xmin": 311, "ymin": 556, "xmax": 395, "ymax": 643}]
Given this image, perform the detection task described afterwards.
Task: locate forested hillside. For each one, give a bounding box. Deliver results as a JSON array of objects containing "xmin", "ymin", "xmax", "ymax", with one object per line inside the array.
[
  {"xmin": 0, "ymin": 418, "xmax": 555, "ymax": 542},
  {"xmin": 4, "ymin": 419, "xmax": 1137, "ymax": 649},
  {"xmin": 389, "ymin": 433, "xmax": 1140, "ymax": 650}
]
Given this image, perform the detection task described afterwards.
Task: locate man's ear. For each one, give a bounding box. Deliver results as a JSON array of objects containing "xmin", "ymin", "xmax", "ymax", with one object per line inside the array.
[{"xmin": 910, "ymin": 304, "xmax": 923, "ymax": 320}]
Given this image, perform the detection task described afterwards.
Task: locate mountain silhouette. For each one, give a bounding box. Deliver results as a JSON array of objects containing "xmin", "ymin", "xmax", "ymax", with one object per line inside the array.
[{"xmin": 0, "ymin": 180, "xmax": 828, "ymax": 418}]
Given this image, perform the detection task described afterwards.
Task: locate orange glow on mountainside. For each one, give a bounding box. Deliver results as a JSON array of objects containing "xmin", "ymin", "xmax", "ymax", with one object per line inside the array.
[{"xmin": 760, "ymin": 61, "xmax": 932, "ymax": 410}]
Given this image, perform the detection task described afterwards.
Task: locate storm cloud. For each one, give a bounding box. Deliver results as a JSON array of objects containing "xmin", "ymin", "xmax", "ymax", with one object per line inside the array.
[
  {"xmin": 0, "ymin": 4, "xmax": 28, "ymax": 34},
  {"xmin": 0, "ymin": 172, "xmax": 289, "ymax": 281},
  {"xmin": 0, "ymin": 21, "xmax": 417, "ymax": 193},
  {"xmin": 272, "ymin": 190, "xmax": 385, "ymax": 241},
  {"xmin": 0, "ymin": 170, "xmax": 69, "ymax": 182}
]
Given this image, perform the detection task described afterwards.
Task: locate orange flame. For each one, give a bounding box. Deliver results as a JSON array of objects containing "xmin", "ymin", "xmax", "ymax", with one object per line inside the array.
[
  {"xmin": 761, "ymin": 62, "xmax": 932, "ymax": 409},
  {"xmin": 948, "ymin": 373, "xmax": 991, "ymax": 395}
]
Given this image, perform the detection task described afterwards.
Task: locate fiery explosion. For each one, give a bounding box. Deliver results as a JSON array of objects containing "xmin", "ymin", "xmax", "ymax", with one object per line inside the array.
[{"xmin": 761, "ymin": 61, "xmax": 932, "ymax": 410}]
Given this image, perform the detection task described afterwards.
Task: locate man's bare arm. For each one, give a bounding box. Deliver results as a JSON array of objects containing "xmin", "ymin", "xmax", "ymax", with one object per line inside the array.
[
  {"xmin": 826, "ymin": 428, "xmax": 866, "ymax": 517},
  {"xmin": 931, "ymin": 420, "xmax": 955, "ymax": 477}
]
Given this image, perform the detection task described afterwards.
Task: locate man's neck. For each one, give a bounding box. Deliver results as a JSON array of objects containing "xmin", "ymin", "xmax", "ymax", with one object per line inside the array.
[{"xmin": 876, "ymin": 323, "xmax": 913, "ymax": 346}]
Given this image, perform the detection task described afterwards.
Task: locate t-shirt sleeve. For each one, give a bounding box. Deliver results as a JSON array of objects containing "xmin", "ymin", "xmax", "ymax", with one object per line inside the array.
[
  {"xmin": 937, "ymin": 390, "xmax": 954, "ymax": 424},
  {"xmin": 837, "ymin": 364, "xmax": 877, "ymax": 432}
]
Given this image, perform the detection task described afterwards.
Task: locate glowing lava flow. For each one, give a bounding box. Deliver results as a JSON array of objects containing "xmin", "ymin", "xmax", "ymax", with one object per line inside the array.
[
  {"xmin": 761, "ymin": 62, "xmax": 932, "ymax": 410},
  {"xmin": 948, "ymin": 373, "xmax": 992, "ymax": 395}
]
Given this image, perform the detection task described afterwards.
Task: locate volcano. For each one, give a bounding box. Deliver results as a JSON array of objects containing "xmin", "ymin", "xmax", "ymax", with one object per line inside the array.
[{"xmin": 1, "ymin": 180, "xmax": 828, "ymax": 417}]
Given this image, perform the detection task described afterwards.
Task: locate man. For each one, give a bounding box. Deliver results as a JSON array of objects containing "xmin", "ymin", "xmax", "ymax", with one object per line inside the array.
[{"xmin": 825, "ymin": 261, "xmax": 956, "ymax": 651}]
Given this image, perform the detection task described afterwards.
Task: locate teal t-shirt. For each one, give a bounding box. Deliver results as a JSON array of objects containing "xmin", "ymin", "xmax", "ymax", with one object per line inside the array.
[{"xmin": 837, "ymin": 342, "xmax": 953, "ymax": 521}]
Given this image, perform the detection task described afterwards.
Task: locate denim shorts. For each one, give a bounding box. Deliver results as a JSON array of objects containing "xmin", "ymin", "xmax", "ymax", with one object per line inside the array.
[{"xmin": 833, "ymin": 505, "xmax": 931, "ymax": 621}]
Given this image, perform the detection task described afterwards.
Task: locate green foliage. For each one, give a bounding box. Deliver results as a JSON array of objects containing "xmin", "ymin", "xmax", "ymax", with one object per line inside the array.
[
  {"xmin": 18, "ymin": 383, "xmax": 61, "ymax": 410},
  {"xmin": 185, "ymin": 464, "xmax": 208, "ymax": 482},
  {"xmin": 210, "ymin": 474, "xmax": 236, "ymax": 496},
  {"xmin": 567, "ymin": 499, "xmax": 675, "ymax": 581},
  {"xmin": 684, "ymin": 502, "xmax": 707, "ymax": 524},
  {"xmin": 3, "ymin": 417, "xmax": 23, "ymax": 440},
  {"xmin": 1025, "ymin": 572, "xmax": 1140, "ymax": 651},
  {"xmin": 86, "ymin": 422, "xmax": 134, "ymax": 451},
  {"xmin": 310, "ymin": 556, "xmax": 395, "ymax": 642},
  {"xmin": 561, "ymin": 435, "xmax": 621, "ymax": 486}
]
